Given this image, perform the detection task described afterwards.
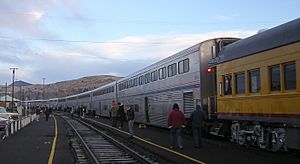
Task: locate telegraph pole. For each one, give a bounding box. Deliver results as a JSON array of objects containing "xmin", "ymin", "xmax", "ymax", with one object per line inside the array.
[
  {"xmin": 10, "ymin": 67, "xmax": 18, "ymax": 111},
  {"xmin": 5, "ymin": 82, "xmax": 7, "ymax": 108}
]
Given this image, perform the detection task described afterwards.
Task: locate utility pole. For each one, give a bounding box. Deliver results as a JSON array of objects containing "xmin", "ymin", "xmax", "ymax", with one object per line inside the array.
[
  {"xmin": 5, "ymin": 82, "xmax": 7, "ymax": 108},
  {"xmin": 10, "ymin": 67, "xmax": 18, "ymax": 111},
  {"xmin": 43, "ymin": 78, "xmax": 45, "ymax": 99}
]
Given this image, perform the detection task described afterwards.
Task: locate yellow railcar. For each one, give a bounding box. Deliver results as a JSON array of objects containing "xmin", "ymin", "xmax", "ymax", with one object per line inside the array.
[{"xmin": 210, "ymin": 18, "xmax": 300, "ymax": 151}]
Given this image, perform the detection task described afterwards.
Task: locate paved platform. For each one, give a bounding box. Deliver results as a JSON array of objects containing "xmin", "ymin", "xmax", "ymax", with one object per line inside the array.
[
  {"xmin": 86, "ymin": 115, "xmax": 300, "ymax": 164},
  {"xmin": 0, "ymin": 113, "xmax": 74, "ymax": 164}
]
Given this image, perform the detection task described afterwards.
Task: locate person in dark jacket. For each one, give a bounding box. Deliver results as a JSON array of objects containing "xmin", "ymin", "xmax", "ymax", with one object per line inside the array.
[
  {"xmin": 167, "ymin": 103, "xmax": 186, "ymax": 150},
  {"xmin": 190, "ymin": 105, "xmax": 205, "ymax": 148},
  {"xmin": 117, "ymin": 103, "xmax": 126, "ymax": 128},
  {"xmin": 44, "ymin": 107, "xmax": 52, "ymax": 121},
  {"xmin": 126, "ymin": 105, "xmax": 135, "ymax": 136}
]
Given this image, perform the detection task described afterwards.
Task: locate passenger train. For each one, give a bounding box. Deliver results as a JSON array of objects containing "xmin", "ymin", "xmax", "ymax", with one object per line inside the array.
[{"xmin": 23, "ymin": 18, "xmax": 300, "ymax": 151}]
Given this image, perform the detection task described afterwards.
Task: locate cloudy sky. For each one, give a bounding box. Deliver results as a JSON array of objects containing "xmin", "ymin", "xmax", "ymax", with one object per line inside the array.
[{"xmin": 0, "ymin": 0, "xmax": 299, "ymax": 84}]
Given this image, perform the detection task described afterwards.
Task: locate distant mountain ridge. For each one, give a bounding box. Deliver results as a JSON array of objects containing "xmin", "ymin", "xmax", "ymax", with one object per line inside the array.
[
  {"xmin": 0, "ymin": 75, "xmax": 122, "ymax": 100},
  {"xmin": 11, "ymin": 80, "xmax": 32, "ymax": 87}
]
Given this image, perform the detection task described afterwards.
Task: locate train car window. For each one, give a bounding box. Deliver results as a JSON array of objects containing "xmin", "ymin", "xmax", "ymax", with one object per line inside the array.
[
  {"xmin": 139, "ymin": 75, "xmax": 144, "ymax": 85},
  {"xmin": 151, "ymin": 70, "xmax": 158, "ymax": 82},
  {"xmin": 284, "ymin": 62, "xmax": 296, "ymax": 90},
  {"xmin": 223, "ymin": 74, "xmax": 232, "ymax": 95},
  {"xmin": 118, "ymin": 84, "xmax": 122, "ymax": 91},
  {"xmin": 134, "ymin": 78, "xmax": 138, "ymax": 86},
  {"xmin": 249, "ymin": 69, "xmax": 260, "ymax": 93},
  {"xmin": 125, "ymin": 81, "xmax": 129, "ymax": 89},
  {"xmin": 103, "ymin": 105, "xmax": 108, "ymax": 111},
  {"xmin": 145, "ymin": 73, "xmax": 150, "ymax": 84},
  {"xmin": 270, "ymin": 65, "xmax": 281, "ymax": 91},
  {"xmin": 129, "ymin": 79, "xmax": 133, "ymax": 88},
  {"xmin": 168, "ymin": 63, "xmax": 177, "ymax": 77},
  {"xmin": 235, "ymin": 72, "xmax": 245, "ymax": 94},
  {"xmin": 158, "ymin": 67, "xmax": 166, "ymax": 79},
  {"xmin": 178, "ymin": 58, "xmax": 190, "ymax": 74}
]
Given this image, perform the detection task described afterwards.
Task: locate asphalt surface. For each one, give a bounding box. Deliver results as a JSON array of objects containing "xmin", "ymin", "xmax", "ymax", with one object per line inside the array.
[
  {"xmin": 0, "ymin": 113, "xmax": 74, "ymax": 164},
  {"xmin": 88, "ymin": 115, "xmax": 300, "ymax": 164}
]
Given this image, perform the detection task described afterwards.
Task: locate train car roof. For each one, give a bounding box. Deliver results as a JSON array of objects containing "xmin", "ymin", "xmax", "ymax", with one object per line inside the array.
[{"xmin": 210, "ymin": 18, "xmax": 300, "ymax": 65}]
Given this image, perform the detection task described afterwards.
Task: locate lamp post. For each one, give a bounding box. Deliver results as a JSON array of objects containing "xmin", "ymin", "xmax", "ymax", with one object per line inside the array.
[{"xmin": 10, "ymin": 67, "xmax": 18, "ymax": 111}]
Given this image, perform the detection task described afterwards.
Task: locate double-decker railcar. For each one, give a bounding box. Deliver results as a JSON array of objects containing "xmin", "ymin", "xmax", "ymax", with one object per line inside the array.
[
  {"xmin": 115, "ymin": 38, "xmax": 238, "ymax": 127},
  {"xmin": 209, "ymin": 18, "xmax": 300, "ymax": 151}
]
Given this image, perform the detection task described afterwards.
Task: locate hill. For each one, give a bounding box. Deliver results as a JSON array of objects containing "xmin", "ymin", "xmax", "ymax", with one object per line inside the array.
[
  {"xmin": 0, "ymin": 75, "xmax": 122, "ymax": 100},
  {"xmin": 12, "ymin": 80, "xmax": 32, "ymax": 87}
]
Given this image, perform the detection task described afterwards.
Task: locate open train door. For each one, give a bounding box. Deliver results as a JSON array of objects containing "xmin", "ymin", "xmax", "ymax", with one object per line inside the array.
[{"xmin": 144, "ymin": 97, "xmax": 150, "ymax": 124}]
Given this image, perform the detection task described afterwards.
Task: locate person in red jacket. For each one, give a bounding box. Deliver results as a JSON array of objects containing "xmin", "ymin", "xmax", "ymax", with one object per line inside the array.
[{"xmin": 168, "ymin": 103, "xmax": 186, "ymax": 150}]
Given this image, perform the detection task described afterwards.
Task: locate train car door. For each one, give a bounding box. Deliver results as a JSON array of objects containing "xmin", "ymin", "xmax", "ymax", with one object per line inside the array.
[
  {"xmin": 98, "ymin": 101, "xmax": 101, "ymax": 115},
  {"xmin": 144, "ymin": 97, "xmax": 150, "ymax": 123}
]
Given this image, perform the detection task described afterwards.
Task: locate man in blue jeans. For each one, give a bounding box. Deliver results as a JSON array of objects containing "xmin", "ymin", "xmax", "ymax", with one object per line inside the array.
[
  {"xmin": 168, "ymin": 103, "xmax": 186, "ymax": 150},
  {"xmin": 126, "ymin": 106, "xmax": 135, "ymax": 137}
]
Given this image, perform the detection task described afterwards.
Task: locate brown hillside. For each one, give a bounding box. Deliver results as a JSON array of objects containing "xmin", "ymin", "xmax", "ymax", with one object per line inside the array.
[{"xmin": 0, "ymin": 75, "xmax": 122, "ymax": 100}]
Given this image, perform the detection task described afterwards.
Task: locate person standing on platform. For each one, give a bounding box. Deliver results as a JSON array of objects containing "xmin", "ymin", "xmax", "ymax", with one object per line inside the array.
[
  {"xmin": 110, "ymin": 101, "xmax": 118, "ymax": 127},
  {"xmin": 44, "ymin": 107, "xmax": 51, "ymax": 121},
  {"xmin": 82, "ymin": 106, "xmax": 86, "ymax": 118},
  {"xmin": 126, "ymin": 105, "xmax": 135, "ymax": 137},
  {"xmin": 117, "ymin": 103, "xmax": 126, "ymax": 128},
  {"xmin": 190, "ymin": 105, "xmax": 205, "ymax": 148},
  {"xmin": 35, "ymin": 106, "xmax": 41, "ymax": 122},
  {"xmin": 168, "ymin": 103, "xmax": 186, "ymax": 150}
]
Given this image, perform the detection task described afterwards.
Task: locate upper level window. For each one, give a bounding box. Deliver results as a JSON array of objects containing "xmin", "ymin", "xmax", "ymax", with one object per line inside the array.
[
  {"xmin": 178, "ymin": 58, "xmax": 189, "ymax": 74},
  {"xmin": 158, "ymin": 67, "xmax": 166, "ymax": 80},
  {"xmin": 249, "ymin": 69, "xmax": 260, "ymax": 93},
  {"xmin": 145, "ymin": 73, "xmax": 150, "ymax": 84},
  {"xmin": 151, "ymin": 70, "xmax": 158, "ymax": 82},
  {"xmin": 235, "ymin": 72, "xmax": 245, "ymax": 94},
  {"xmin": 223, "ymin": 74, "xmax": 232, "ymax": 95},
  {"xmin": 168, "ymin": 63, "xmax": 177, "ymax": 77},
  {"xmin": 284, "ymin": 62, "xmax": 296, "ymax": 90},
  {"xmin": 139, "ymin": 75, "xmax": 144, "ymax": 85},
  {"xmin": 270, "ymin": 65, "xmax": 280, "ymax": 91},
  {"xmin": 129, "ymin": 79, "xmax": 133, "ymax": 88}
]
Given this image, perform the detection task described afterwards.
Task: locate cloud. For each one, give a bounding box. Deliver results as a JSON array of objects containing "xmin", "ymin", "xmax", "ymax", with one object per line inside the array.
[
  {"xmin": 88, "ymin": 30, "xmax": 255, "ymax": 61},
  {"xmin": 0, "ymin": 0, "xmax": 81, "ymax": 37},
  {"xmin": 0, "ymin": 30, "xmax": 256, "ymax": 84}
]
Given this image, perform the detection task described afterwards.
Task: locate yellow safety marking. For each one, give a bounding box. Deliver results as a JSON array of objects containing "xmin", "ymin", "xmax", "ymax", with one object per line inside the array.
[
  {"xmin": 87, "ymin": 118, "xmax": 205, "ymax": 164},
  {"xmin": 48, "ymin": 115, "xmax": 58, "ymax": 164},
  {"xmin": 134, "ymin": 135, "xmax": 206, "ymax": 164}
]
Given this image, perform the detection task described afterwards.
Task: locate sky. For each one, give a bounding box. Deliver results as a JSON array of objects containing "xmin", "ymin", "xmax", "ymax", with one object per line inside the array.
[{"xmin": 0, "ymin": 0, "xmax": 299, "ymax": 85}]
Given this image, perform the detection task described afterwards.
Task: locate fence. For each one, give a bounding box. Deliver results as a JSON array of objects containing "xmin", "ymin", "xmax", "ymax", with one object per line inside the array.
[{"xmin": 2, "ymin": 114, "xmax": 37, "ymax": 139}]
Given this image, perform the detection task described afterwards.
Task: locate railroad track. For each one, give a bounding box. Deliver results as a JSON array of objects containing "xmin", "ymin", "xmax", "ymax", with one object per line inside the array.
[{"xmin": 62, "ymin": 116, "xmax": 157, "ymax": 164}]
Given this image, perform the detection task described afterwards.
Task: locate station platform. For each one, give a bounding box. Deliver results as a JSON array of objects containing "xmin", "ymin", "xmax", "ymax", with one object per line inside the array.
[
  {"xmin": 85, "ymin": 115, "xmax": 300, "ymax": 164},
  {"xmin": 0, "ymin": 113, "xmax": 73, "ymax": 164}
]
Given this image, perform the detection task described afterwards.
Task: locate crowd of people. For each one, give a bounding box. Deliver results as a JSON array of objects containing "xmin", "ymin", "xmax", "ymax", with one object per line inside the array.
[
  {"xmin": 109, "ymin": 101, "xmax": 205, "ymax": 150},
  {"xmin": 34, "ymin": 105, "xmax": 52, "ymax": 122}
]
